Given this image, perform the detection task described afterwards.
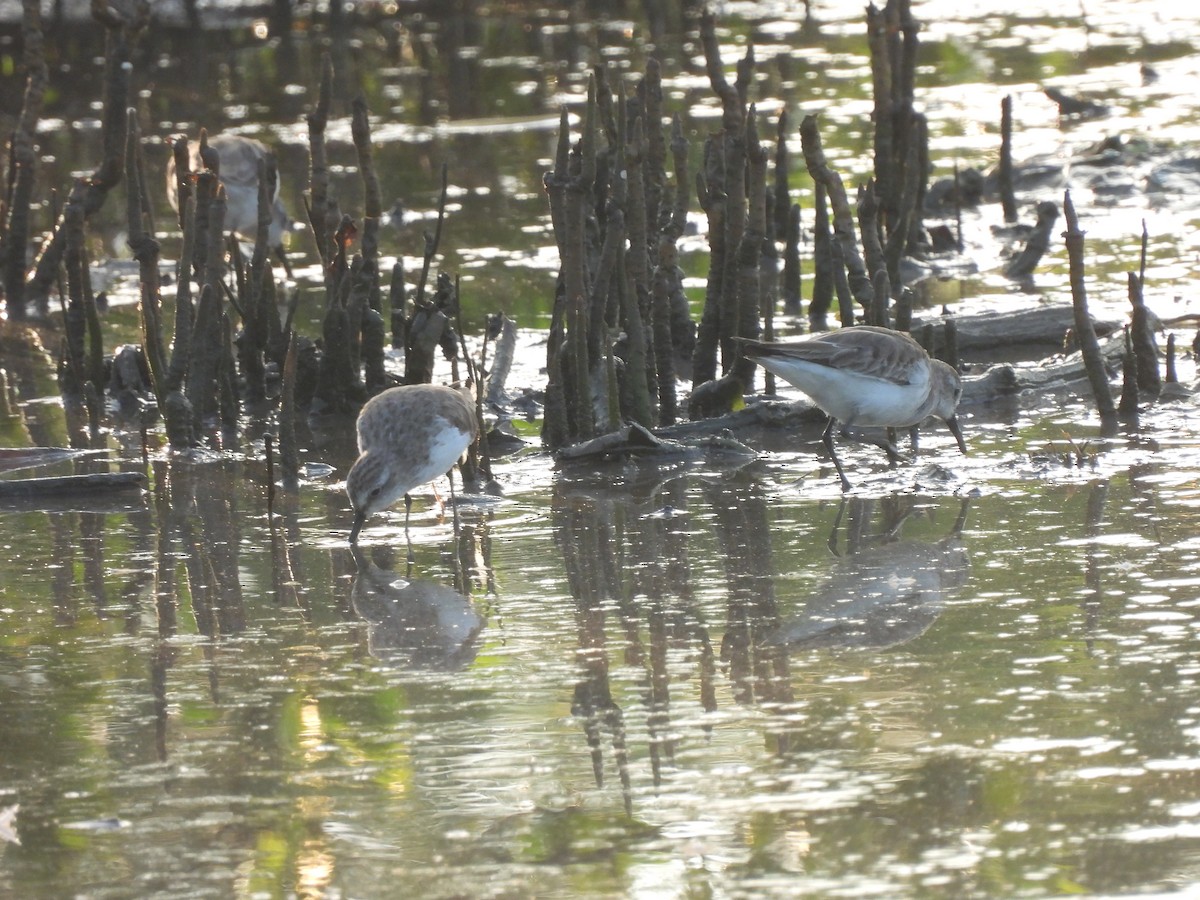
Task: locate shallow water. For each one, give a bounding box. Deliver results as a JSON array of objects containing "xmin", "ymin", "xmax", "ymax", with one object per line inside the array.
[{"xmin": 6, "ymin": 1, "xmax": 1200, "ymax": 897}]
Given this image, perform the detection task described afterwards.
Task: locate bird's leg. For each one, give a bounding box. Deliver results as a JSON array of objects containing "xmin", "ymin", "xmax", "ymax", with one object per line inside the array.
[
  {"xmin": 274, "ymin": 245, "xmax": 294, "ymax": 279},
  {"xmin": 908, "ymin": 425, "xmax": 920, "ymax": 458},
  {"xmin": 448, "ymin": 466, "xmax": 460, "ymax": 540},
  {"xmin": 404, "ymin": 493, "xmax": 414, "ymax": 564},
  {"xmin": 823, "ymin": 418, "xmax": 852, "ymax": 492},
  {"xmin": 839, "ymin": 426, "xmax": 905, "ymax": 464}
]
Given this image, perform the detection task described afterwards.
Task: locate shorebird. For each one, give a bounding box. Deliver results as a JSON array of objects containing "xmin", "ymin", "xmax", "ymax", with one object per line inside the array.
[
  {"xmin": 166, "ymin": 132, "xmax": 293, "ymax": 275},
  {"xmin": 736, "ymin": 326, "xmax": 967, "ymax": 490},
  {"xmin": 346, "ymin": 383, "xmax": 478, "ymax": 544}
]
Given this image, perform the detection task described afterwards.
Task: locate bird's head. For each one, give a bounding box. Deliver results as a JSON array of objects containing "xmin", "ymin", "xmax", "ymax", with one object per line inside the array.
[
  {"xmin": 346, "ymin": 452, "xmax": 404, "ymax": 543},
  {"xmin": 930, "ymin": 360, "xmax": 968, "ymax": 455}
]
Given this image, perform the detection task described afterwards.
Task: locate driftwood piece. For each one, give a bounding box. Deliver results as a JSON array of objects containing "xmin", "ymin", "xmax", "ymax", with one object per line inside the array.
[
  {"xmin": 0, "ymin": 471, "xmax": 145, "ymax": 498},
  {"xmin": 556, "ymin": 421, "xmax": 756, "ymax": 466},
  {"xmin": 911, "ymin": 306, "xmax": 1120, "ymax": 354},
  {"xmin": 962, "ymin": 335, "xmax": 1124, "ymax": 401},
  {"xmin": 557, "ymin": 422, "xmax": 687, "ymax": 463},
  {"xmin": 668, "ymin": 398, "xmax": 826, "ymax": 439}
]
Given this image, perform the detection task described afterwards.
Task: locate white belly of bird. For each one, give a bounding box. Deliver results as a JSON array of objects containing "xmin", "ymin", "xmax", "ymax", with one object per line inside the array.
[
  {"xmin": 403, "ymin": 421, "xmax": 474, "ymax": 491},
  {"xmin": 758, "ymin": 358, "xmax": 931, "ymax": 427}
]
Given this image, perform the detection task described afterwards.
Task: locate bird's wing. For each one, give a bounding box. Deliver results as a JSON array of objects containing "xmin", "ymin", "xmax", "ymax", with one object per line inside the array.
[{"xmin": 740, "ymin": 329, "xmax": 926, "ymax": 386}]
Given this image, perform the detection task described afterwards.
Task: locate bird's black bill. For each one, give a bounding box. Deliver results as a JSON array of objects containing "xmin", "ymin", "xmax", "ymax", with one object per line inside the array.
[
  {"xmin": 946, "ymin": 415, "xmax": 968, "ymax": 455},
  {"xmin": 349, "ymin": 509, "xmax": 366, "ymax": 545}
]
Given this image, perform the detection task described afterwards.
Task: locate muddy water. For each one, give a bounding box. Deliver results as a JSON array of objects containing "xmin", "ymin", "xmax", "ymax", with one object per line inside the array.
[{"xmin": 5, "ymin": 1, "xmax": 1200, "ymax": 897}]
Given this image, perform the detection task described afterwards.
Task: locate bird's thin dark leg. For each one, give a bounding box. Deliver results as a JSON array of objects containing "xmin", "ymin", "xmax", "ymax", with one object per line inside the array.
[
  {"xmin": 839, "ymin": 426, "xmax": 905, "ymax": 464},
  {"xmin": 823, "ymin": 417, "xmax": 852, "ymax": 492},
  {"xmin": 404, "ymin": 493, "xmax": 414, "ymax": 563},
  {"xmin": 909, "ymin": 425, "xmax": 920, "ymax": 458},
  {"xmin": 274, "ymin": 244, "xmax": 294, "ymax": 279}
]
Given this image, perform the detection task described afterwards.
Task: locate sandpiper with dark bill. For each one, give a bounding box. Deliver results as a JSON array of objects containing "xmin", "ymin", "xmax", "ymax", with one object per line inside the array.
[
  {"xmin": 346, "ymin": 384, "xmax": 478, "ymax": 544},
  {"xmin": 166, "ymin": 133, "xmax": 293, "ymax": 276},
  {"xmin": 736, "ymin": 326, "xmax": 967, "ymax": 491}
]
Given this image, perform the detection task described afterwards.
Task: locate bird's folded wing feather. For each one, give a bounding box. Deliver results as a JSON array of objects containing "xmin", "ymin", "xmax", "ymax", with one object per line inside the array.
[{"xmin": 751, "ymin": 332, "xmax": 923, "ymax": 386}]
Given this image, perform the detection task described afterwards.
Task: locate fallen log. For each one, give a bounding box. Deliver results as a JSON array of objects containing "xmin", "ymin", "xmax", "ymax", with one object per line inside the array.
[
  {"xmin": 0, "ymin": 447, "xmax": 105, "ymax": 473},
  {"xmin": 0, "ymin": 471, "xmax": 145, "ymax": 498},
  {"xmin": 556, "ymin": 421, "xmax": 756, "ymax": 466},
  {"xmin": 912, "ymin": 306, "xmax": 1120, "ymax": 355}
]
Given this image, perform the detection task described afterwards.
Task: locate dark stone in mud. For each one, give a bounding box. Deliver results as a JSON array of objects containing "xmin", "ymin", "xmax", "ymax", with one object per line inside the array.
[
  {"xmin": 925, "ymin": 167, "xmax": 984, "ymax": 214},
  {"xmin": 1044, "ymin": 86, "xmax": 1110, "ymax": 118}
]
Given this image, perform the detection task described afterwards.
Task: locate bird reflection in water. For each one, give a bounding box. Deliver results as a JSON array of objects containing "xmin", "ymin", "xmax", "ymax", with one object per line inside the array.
[
  {"xmin": 349, "ymin": 545, "xmax": 484, "ymax": 669},
  {"xmin": 769, "ymin": 496, "xmax": 971, "ymax": 651}
]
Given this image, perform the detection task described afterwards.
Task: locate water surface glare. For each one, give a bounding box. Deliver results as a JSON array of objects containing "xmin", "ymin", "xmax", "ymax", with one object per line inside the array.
[{"xmin": 5, "ymin": 452, "xmax": 1200, "ymax": 896}]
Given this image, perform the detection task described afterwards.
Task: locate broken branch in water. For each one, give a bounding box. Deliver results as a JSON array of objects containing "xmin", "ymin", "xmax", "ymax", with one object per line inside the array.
[{"xmin": 1063, "ymin": 190, "xmax": 1116, "ymax": 427}]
